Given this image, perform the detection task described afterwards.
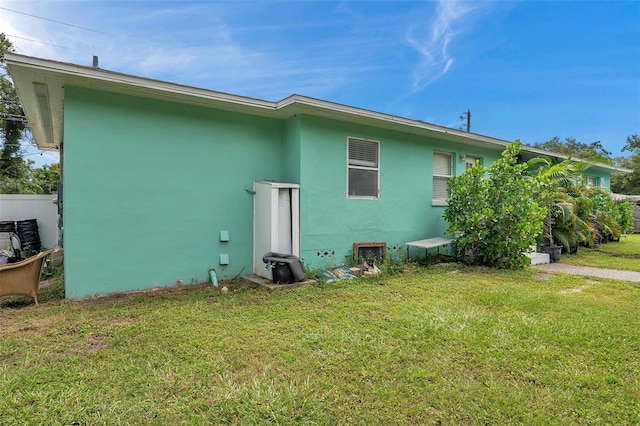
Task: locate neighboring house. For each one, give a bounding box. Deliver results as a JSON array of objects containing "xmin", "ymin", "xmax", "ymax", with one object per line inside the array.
[{"xmin": 6, "ymin": 54, "xmax": 624, "ymax": 298}]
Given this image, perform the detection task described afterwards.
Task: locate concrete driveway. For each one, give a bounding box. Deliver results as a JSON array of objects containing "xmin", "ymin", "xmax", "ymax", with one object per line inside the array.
[{"xmin": 535, "ymin": 263, "xmax": 640, "ymax": 282}]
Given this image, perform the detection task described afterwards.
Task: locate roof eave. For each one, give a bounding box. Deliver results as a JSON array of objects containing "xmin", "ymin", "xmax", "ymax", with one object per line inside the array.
[{"xmin": 4, "ymin": 54, "xmax": 631, "ymax": 174}]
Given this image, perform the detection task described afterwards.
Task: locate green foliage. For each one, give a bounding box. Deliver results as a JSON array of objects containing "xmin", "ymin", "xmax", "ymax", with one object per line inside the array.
[
  {"xmin": 524, "ymin": 154, "xmax": 634, "ymax": 252},
  {"xmin": 532, "ymin": 136, "xmax": 613, "ymax": 165},
  {"xmin": 444, "ymin": 141, "xmax": 546, "ymax": 268},
  {"xmin": 46, "ymin": 274, "xmax": 65, "ymax": 301},
  {"xmin": 377, "ymin": 256, "xmax": 406, "ymax": 276},
  {"xmin": 527, "ymin": 157, "xmax": 589, "ymax": 249},
  {"xmin": 611, "ymin": 134, "xmax": 640, "ymax": 195},
  {"xmin": 532, "ymin": 133, "xmax": 640, "ymax": 195},
  {"xmin": 585, "ymin": 190, "xmax": 623, "ymax": 241},
  {"xmin": 30, "ymin": 162, "xmax": 60, "ymax": 194},
  {"xmin": 0, "ymin": 162, "xmax": 60, "ymax": 194},
  {"xmin": 615, "ymin": 201, "xmax": 634, "ymax": 234},
  {"xmin": 1, "ymin": 33, "xmax": 29, "ymax": 185}
]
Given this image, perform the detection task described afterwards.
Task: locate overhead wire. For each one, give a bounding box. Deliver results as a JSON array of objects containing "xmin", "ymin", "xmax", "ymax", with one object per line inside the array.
[
  {"xmin": 1, "ymin": 6, "xmax": 174, "ymax": 59},
  {"xmin": 0, "ymin": 8, "xmax": 88, "ymax": 167},
  {"xmin": 1, "ymin": 6, "xmax": 120, "ymax": 55},
  {"xmin": 4, "ymin": 34, "xmax": 90, "ymax": 53},
  {"xmin": 0, "ymin": 6, "xmax": 115, "ymax": 36}
]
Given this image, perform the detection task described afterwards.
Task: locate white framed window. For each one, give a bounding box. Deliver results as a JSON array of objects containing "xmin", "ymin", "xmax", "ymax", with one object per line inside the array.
[
  {"xmin": 347, "ymin": 137, "xmax": 379, "ymax": 199},
  {"xmin": 586, "ymin": 176, "xmax": 599, "ymax": 187},
  {"xmin": 433, "ymin": 152, "xmax": 452, "ymax": 205},
  {"xmin": 465, "ymin": 156, "xmax": 480, "ymax": 170}
]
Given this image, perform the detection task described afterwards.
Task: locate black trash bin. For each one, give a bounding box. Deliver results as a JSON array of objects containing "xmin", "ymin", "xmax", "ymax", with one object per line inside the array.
[
  {"xmin": 262, "ymin": 252, "xmax": 306, "ymax": 284},
  {"xmin": 16, "ymin": 219, "xmax": 41, "ymax": 257},
  {"xmin": 272, "ymin": 262, "xmax": 295, "ymax": 284},
  {"xmin": 0, "ymin": 221, "xmax": 16, "ymax": 233}
]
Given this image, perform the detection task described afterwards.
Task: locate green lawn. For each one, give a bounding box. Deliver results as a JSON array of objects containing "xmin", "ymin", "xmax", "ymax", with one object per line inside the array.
[
  {"xmin": 1, "ymin": 265, "xmax": 639, "ymax": 425},
  {"xmin": 560, "ymin": 233, "xmax": 640, "ymax": 272}
]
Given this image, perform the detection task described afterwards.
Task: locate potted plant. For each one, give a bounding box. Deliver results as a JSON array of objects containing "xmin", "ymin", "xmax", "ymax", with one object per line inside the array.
[{"xmin": 540, "ymin": 204, "xmax": 563, "ymax": 262}]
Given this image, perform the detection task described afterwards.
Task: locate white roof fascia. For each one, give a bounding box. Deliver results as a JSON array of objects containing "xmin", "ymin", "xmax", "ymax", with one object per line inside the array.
[
  {"xmin": 4, "ymin": 54, "xmax": 631, "ymax": 173},
  {"xmin": 6, "ymin": 53, "xmax": 277, "ymax": 112},
  {"xmin": 277, "ymin": 95, "xmax": 626, "ymax": 173}
]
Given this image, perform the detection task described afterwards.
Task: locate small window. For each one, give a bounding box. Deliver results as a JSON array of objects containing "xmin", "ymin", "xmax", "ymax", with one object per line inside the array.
[
  {"xmin": 433, "ymin": 152, "xmax": 452, "ymax": 204},
  {"xmin": 348, "ymin": 138, "xmax": 379, "ymax": 198},
  {"xmin": 586, "ymin": 176, "xmax": 598, "ymax": 187},
  {"xmin": 465, "ymin": 156, "xmax": 480, "ymax": 170}
]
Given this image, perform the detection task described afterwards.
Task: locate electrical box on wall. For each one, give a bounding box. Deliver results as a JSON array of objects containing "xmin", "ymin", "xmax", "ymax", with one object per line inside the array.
[
  {"xmin": 219, "ymin": 253, "xmax": 229, "ymax": 265},
  {"xmin": 220, "ymin": 230, "xmax": 229, "ymax": 242}
]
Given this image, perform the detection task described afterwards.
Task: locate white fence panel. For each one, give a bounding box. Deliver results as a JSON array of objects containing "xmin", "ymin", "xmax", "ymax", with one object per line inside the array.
[{"xmin": 0, "ymin": 194, "xmax": 59, "ymax": 249}]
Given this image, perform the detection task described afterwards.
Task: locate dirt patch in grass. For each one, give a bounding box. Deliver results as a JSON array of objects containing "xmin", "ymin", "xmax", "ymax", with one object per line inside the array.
[
  {"xmin": 69, "ymin": 282, "xmax": 218, "ymax": 307},
  {"xmin": 559, "ymin": 282, "xmax": 596, "ymax": 294},
  {"xmin": 0, "ymin": 313, "xmax": 67, "ymax": 337},
  {"xmin": 595, "ymin": 250, "xmax": 640, "ymax": 259},
  {"xmin": 533, "ymin": 273, "xmax": 554, "ymax": 281},
  {"xmin": 111, "ymin": 316, "xmax": 138, "ymax": 326},
  {"xmin": 81, "ymin": 333, "xmax": 108, "ymax": 352}
]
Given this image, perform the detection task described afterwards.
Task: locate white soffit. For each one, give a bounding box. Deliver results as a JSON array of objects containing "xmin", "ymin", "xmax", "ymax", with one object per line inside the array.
[{"xmin": 8, "ymin": 63, "xmax": 64, "ymax": 151}]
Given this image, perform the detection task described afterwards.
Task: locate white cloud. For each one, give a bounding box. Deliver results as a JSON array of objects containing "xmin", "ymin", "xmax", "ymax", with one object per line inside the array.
[{"xmin": 405, "ymin": 0, "xmax": 482, "ymax": 91}]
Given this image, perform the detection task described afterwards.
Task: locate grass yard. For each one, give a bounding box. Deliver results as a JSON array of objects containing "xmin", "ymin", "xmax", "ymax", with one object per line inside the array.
[
  {"xmin": 560, "ymin": 233, "xmax": 640, "ymax": 272},
  {"xmin": 1, "ymin": 264, "xmax": 639, "ymax": 425}
]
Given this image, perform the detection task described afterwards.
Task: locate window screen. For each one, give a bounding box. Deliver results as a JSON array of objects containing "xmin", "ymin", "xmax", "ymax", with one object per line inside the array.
[
  {"xmin": 348, "ymin": 138, "xmax": 379, "ymax": 198},
  {"xmin": 433, "ymin": 152, "xmax": 452, "ymax": 201}
]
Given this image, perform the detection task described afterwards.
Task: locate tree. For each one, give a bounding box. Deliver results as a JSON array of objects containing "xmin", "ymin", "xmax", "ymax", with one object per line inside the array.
[
  {"xmin": 532, "ymin": 137, "xmax": 613, "ymax": 165},
  {"xmin": 611, "ymin": 134, "xmax": 640, "ymax": 194},
  {"xmin": 0, "ymin": 33, "xmax": 28, "ymax": 183},
  {"xmin": 444, "ymin": 141, "xmax": 546, "ymax": 268},
  {"xmin": 31, "ymin": 162, "xmax": 61, "ymax": 194},
  {"xmin": 0, "ymin": 33, "xmax": 59, "ymax": 195},
  {"xmin": 526, "ymin": 157, "xmax": 582, "ymax": 249}
]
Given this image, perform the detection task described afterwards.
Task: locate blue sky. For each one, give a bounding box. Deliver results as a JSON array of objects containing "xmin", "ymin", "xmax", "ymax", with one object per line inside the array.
[{"xmin": 1, "ymin": 0, "xmax": 639, "ymax": 167}]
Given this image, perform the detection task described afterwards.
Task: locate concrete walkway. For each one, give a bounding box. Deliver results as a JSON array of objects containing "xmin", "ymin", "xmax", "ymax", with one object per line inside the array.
[{"xmin": 535, "ymin": 263, "xmax": 640, "ymax": 282}]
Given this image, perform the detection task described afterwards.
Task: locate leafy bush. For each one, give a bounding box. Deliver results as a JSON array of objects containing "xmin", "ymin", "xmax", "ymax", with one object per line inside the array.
[
  {"xmin": 588, "ymin": 190, "xmax": 623, "ymax": 242},
  {"xmin": 444, "ymin": 141, "xmax": 546, "ymax": 268},
  {"xmin": 616, "ymin": 201, "xmax": 635, "ymax": 234}
]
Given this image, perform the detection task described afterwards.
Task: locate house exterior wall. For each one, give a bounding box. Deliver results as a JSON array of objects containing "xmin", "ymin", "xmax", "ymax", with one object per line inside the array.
[
  {"xmin": 282, "ymin": 116, "xmax": 302, "ymax": 184},
  {"xmin": 63, "ymin": 86, "xmax": 285, "ymax": 298},
  {"xmin": 59, "ymin": 86, "xmax": 615, "ymax": 297},
  {"xmin": 584, "ymin": 169, "xmax": 610, "ymax": 189},
  {"xmin": 295, "ymin": 115, "xmax": 501, "ymax": 270}
]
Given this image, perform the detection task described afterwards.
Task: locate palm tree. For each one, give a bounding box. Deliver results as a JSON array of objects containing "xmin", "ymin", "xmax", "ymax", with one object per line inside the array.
[
  {"xmin": 528, "ymin": 155, "xmax": 625, "ymax": 253},
  {"xmin": 527, "ymin": 157, "xmax": 582, "ymax": 250}
]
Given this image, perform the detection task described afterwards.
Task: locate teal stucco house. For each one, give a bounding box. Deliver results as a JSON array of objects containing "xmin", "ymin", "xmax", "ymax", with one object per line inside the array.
[{"xmin": 6, "ymin": 54, "xmax": 618, "ymax": 298}]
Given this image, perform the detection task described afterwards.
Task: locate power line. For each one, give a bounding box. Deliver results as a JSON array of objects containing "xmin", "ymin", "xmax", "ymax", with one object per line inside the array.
[
  {"xmin": 5, "ymin": 34, "xmax": 90, "ymax": 53},
  {"xmin": 0, "ymin": 6, "xmax": 114, "ymax": 36}
]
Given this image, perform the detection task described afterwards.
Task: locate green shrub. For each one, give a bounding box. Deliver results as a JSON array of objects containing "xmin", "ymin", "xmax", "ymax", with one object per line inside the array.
[
  {"xmin": 444, "ymin": 141, "xmax": 546, "ymax": 268},
  {"xmin": 615, "ymin": 201, "xmax": 634, "ymax": 235}
]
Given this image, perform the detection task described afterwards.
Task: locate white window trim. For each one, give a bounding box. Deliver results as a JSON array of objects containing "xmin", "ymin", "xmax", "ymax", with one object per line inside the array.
[
  {"xmin": 347, "ymin": 137, "xmax": 380, "ymax": 200},
  {"xmin": 586, "ymin": 176, "xmax": 599, "ymax": 187},
  {"xmin": 432, "ymin": 151, "xmax": 453, "ymax": 206}
]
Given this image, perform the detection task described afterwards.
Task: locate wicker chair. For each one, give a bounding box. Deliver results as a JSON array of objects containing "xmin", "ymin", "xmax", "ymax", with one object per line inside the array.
[{"xmin": 0, "ymin": 249, "xmax": 54, "ymax": 306}]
